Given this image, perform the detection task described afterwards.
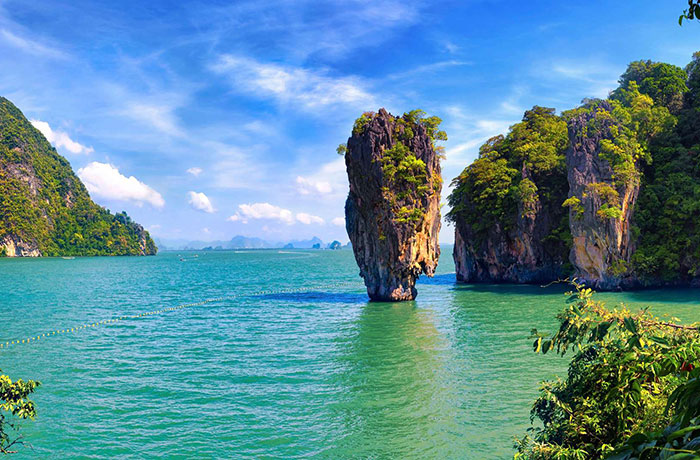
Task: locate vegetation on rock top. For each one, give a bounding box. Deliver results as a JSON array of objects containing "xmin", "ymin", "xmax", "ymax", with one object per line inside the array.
[
  {"xmin": 0, "ymin": 97, "xmax": 156, "ymax": 256},
  {"xmin": 448, "ymin": 52, "xmax": 700, "ymax": 285}
]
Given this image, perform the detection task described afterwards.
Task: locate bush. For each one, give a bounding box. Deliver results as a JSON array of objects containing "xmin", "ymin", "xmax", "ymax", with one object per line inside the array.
[
  {"xmin": 0, "ymin": 371, "xmax": 40, "ymax": 454},
  {"xmin": 516, "ymin": 282, "xmax": 700, "ymax": 459}
]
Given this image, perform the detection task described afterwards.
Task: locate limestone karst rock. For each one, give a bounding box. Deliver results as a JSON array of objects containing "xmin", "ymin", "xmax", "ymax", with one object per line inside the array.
[
  {"xmin": 448, "ymin": 106, "xmax": 571, "ymax": 285},
  {"xmin": 0, "ymin": 96, "xmax": 157, "ymax": 257},
  {"xmin": 343, "ymin": 109, "xmax": 444, "ymax": 301},
  {"xmin": 565, "ymin": 101, "xmax": 639, "ymax": 289}
]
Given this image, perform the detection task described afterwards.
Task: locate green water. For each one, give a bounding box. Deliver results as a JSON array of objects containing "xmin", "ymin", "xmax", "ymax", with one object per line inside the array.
[{"xmin": 1, "ymin": 249, "xmax": 699, "ymax": 459}]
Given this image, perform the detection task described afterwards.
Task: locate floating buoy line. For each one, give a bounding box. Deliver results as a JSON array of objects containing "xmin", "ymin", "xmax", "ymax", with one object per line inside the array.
[{"xmin": 0, "ymin": 281, "xmax": 360, "ymax": 351}]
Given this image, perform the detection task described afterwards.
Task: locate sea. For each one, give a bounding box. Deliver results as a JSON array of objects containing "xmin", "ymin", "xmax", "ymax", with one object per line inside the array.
[{"xmin": 1, "ymin": 248, "xmax": 699, "ymax": 459}]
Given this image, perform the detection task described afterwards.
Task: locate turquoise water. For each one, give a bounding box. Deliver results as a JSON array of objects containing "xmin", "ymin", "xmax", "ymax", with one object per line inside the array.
[{"xmin": 1, "ymin": 249, "xmax": 699, "ymax": 459}]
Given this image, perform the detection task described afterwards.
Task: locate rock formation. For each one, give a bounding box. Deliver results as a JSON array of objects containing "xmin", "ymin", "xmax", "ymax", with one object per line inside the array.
[
  {"xmin": 0, "ymin": 97, "xmax": 157, "ymax": 257},
  {"xmin": 452, "ymin": 165, "xmax": 569, "ymax": 284},
  {"xmin": 565, "ymin": 101, "xmax": 640, "ymax": 289},
  {"xmin": 344, "ymin": 109, "xmax": 443, "ymax": 301},
  {"xmin": 449, "ymin": 106, "xmax": 571, "ymax": 285}
]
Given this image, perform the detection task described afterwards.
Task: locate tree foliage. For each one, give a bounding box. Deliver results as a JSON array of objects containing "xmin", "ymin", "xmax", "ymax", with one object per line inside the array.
[
  {"xmin": 447, "ymin": 106, "xmax": 570, "ymax": 256},
  {"xmin": 679, "ymin": 0, "xmax": 700, "ymax": 24},
  {"xmin": 516, "ymin": 282, "xmax": 700, "ymax": 459},
  {"xmin": 0, "ymin": 371, "xmax": 40, "ymax": 454}
]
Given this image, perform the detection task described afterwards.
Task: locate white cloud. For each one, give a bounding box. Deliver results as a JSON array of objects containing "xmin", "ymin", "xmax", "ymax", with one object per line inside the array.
[
  {"xmin": 0, "ymin": 29, "xmax": 68, "ymax": 59},
  {"xmin": 186, "ymin": 167, "xmax": 203, "ymax": 177},
  {"xmin": 296, "ymin": 176, "xmax": 332, "ymax": 195},
  {"xmin": 30, "ymin": 120, "xmax": 94, "ymax": 155},
  {"xmin": 228, "ymin": 202, "xmax": 294, "ymax": 224},
  {"xmin": 77, "ymin": 162, "xmax": 165, "ymax": 208},
  {"xmin": 386, "ymin": 60, "xmax": 470, "ymax": 81},
  {"xmin": 332, "ymin": 217, "xmax": 345, "ymax": 227},
  {"xmin": 211, "ymin": 55, "xmax": 375, "ymax": 109},
  {"xmin": 295, "ymin": 158, "xmax": 347, "ymax": 197},
  {"xmin": 187, "ymin": 191, "xmax": 215, "ymax": 213},
  {"xmin": 542, "ymin": 59, "xmax": 621, "ymax": 99},
  {"xmin": 296, "ymin": 213, "xmax": 324, "ymax": 225},
  {"xmin": 123, "ymin": 102, "xmax": 182, "ymax": 136},
  {"xmin": 227, "ymin": 203, "xmax": 325, "ymax": 225}
]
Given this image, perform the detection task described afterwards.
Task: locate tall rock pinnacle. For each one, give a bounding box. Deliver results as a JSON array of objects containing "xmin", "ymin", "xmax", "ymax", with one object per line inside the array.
[{"xmin": 342, "ymin": 109, "xmax": 444, "ymax": 301}]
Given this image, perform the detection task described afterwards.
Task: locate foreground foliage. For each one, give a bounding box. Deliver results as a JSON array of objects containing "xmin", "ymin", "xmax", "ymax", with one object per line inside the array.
[
  {"xmin": 0, "ymin": 372, "xmax": 39, "ymax": 454},
  {"xmin": 515, "ymin": 282, "xmax": 700, "ymax": 459}
]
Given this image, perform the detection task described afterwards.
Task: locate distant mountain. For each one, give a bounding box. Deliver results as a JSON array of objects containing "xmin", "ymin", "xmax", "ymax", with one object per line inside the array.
[
  {"xmin": 0, "ymin": 97, "xmax": 156, "ymax": 257},
  {"xmin": 155, "ymin": 235, "xmax": 349, "ymax": 251},
  {"xmin": 284, "ymin": 236, "xmax": 323, "ymax": 249},
  {"xmin": 229, "ymin": 235, "xmax": 268, "ymax": 248}
]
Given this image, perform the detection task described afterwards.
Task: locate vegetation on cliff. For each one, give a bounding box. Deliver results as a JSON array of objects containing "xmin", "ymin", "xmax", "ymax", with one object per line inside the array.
[
  {"xmin": 516, "ymin": 283, "xmax": 700, "ymax": 459},
  {"xmin": 448, "ymin": 52, "xmax": 700, "ymax": 286},
  {"xmin": 0, "ymin": 97, "xmax": 156, "ymax": 256},
  {"xmin": 346, "ymin": 109, "xmax": 445, "ymax": 229},
  {"xmin": 447, "ymin": 106, "xmax": 569, "ymax": 243}
]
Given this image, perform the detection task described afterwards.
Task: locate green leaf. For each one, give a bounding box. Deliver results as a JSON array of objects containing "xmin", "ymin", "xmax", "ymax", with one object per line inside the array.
[{"xmin": 667, "ymin": 425, "xmax": 700, "ymax": 442}]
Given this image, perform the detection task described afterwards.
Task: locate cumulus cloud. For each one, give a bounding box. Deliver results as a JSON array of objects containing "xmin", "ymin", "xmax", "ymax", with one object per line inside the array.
[
  {"xmin": 332, "ymin": 217, "xmax": 345, "ymax": 227},
  {"xmin": 30, "ymin": 120, "xmax": 94, "ymax": 155},
  {"xmin": 211, "ymin": 55, "xmax": 375, "ymax": 109},
  {"xmin": 296, "ymin": 213, "xmax": 325, "ymax": 225},
  {"xmin": 186, "ymin": 167, "xmax": 203, "ymax": 176},
  {"xmin": 228, "ymin": 202, "xmax": 325, "ymax": 225},
  {"xmin": 228, "ymin": 202, "xmax": 294, "ymax": 224},
  {"xmin": 295, "ymin": 158, "xmax": 347, "ymax": 197},
  {"xmin": 187, "ymin": 191, "xmax": 215, "ymax": 213},
  {"xmin": 77, "ymin": 162, "xmax": 165, "ymax": 208},
  {"xmin": 296, "ymin": 176, "xmax": 332, "ymax": 195}
]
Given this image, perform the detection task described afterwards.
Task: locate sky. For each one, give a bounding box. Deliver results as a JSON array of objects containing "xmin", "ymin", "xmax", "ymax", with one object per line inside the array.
[{"xmin": 0, "ymin": 0, "xmax": 698, "ymax": 244}]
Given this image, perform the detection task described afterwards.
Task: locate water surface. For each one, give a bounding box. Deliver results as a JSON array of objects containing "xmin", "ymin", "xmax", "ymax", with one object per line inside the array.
[{"xmin": 1, "ymin": 249, "xmax": 699, "ymax": 458}]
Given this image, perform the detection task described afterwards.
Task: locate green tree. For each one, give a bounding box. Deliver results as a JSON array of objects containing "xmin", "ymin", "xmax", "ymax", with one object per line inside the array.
[
  {"xmin": 0, "ymin": 372, "xmax": 40, "ymax": 454},
  {"xmin": 516, "ymin": 282, "xmax": 700, "ymax": 459},
  {"xmin": 680, "ymin": 0, "xmax": 700, "ymax": 24}
]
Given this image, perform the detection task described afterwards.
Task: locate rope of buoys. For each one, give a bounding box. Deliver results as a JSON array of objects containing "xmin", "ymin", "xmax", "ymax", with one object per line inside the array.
[{"xmin": 0, "ymin": 281, "xmax": 361, "ymax": 350}]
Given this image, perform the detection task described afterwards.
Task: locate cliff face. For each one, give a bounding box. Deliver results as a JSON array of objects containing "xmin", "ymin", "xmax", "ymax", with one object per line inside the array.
[
  {"xmin": 566, "ymin": 101, "xmax": 639, "ymax": 289},
  {"xmin": 448, "ymin": 106, "xmax": 571, "ymax": 285},
  {"xmin": 344, "ymin": 109, "xmax": 442, "ymax": 301},
  {"xmin": 452, "ymin": 166, "xmax": 569, "ymax": 284},
  {"xmin": 0, "ymin": 97, "xmax": 157, "ymax": 257}
]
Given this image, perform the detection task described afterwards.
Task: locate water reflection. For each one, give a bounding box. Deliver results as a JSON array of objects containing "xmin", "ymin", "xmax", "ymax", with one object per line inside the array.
[{"xmin": 322, "ymin": 300, "xmax": 462, "ymax": 458}]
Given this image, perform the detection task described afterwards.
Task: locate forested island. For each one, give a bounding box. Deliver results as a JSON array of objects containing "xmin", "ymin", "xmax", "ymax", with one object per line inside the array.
[
  {"xmin": 448, "ymin": 53, "xmax": 700, "ymax": 290},
  {"xmin": 0, "ymin": 97, "xmax": 156, "ymax": 257}
]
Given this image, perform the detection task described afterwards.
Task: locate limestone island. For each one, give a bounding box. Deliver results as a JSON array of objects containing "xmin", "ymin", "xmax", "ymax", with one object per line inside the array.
[
  {"xmin": 0, "ymin": 97, "xmax": 156, "ymax": 257},
  {"xmin": 341, "ymin": 109, "xmax": 446, "ymax": 301}
]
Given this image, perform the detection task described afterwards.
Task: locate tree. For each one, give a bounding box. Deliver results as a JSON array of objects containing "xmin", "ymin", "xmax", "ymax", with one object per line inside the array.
[
  {"xmin": 0, "ymin": 372, "xmax": 40, "ymax": 454},
  {"xmin": 516, "ymin": 282, "xmax": 700, "ymax": 459},
  {"xmin": 680, "ymin": 0, "xmax": 700, "ymax": 24}
]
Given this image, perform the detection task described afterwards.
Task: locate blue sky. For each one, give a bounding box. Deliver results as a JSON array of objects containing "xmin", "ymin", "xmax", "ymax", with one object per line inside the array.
[{"xmin": 1, "ymin": 0, "xmax": 698, "ymax": 244}]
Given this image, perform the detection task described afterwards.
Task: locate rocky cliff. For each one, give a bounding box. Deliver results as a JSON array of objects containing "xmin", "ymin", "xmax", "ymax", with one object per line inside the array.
[
  {"xmin": 565, "ymin": 101, "xmax": 640, "ymax": 289},
  {"xmin": 448, "ymin": 107, "xmax": 571, "ymax": 285},
  {"xmin": 0, "ymin": 97, "xmax": 157, "ymax": 257},
  {"xmin": 448, "ymin": 55, "xmax": 694, "ymax": 290},
  {"xmin": 343, "ymin": 109, "xmax": 444, "ymax": 301}
]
